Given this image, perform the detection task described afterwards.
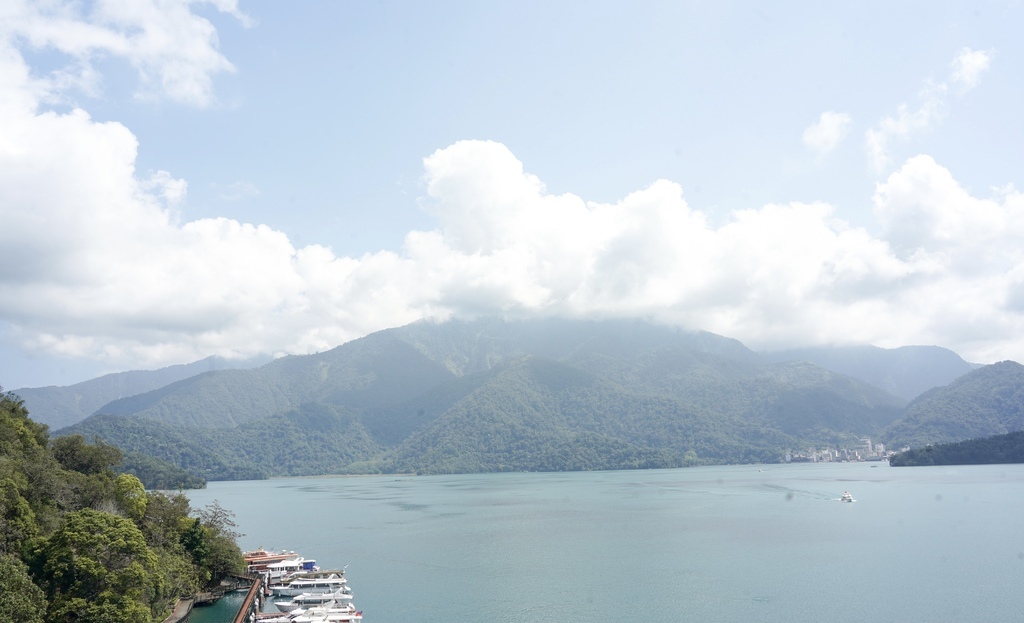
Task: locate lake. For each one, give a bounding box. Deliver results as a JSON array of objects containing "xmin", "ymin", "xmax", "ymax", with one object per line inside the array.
[{"xmin": 186, "ymin": 462, "xmax": 1024, "ymax": 623}]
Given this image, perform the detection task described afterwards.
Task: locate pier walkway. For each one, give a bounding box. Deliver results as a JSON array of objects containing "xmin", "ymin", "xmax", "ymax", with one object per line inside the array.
[
  {"xmin": 160, "ymin": 597, "xmax": 194, "ymax": 623},
  {"xmin": 161, "ymin": 572, "xmax": 263, "ymax": 623},
  {"xmin": 195, "ymin": 573, "xmax": 261, "ymax": 606},
  {"xmin": 230, "ymin": 572, "xmax": 266, "ymax": 623}
]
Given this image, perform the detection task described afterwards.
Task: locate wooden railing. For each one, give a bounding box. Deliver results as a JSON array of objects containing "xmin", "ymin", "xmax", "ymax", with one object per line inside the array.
[{"xmin": 231, "ymin": 573, "xmax": 265, "ymax": 623}]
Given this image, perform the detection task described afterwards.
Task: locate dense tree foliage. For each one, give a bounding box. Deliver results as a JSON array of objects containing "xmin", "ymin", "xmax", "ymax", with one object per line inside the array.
[
  {"xmin": 64, "ymin": 403, "xmax": 382, "ymax": 481},
  {"xmin": 0, "ymin": 554, "xmax": 47, "ymax": 623},
  {"xmin": 193, "ymin": 501, "xmax": 245, "ymax": 584},
  {"xmin": 889, "ymin": 430, "xmax": 1024, "ymax": 466},
  {"xmin": 119, "ymin": 450, "xmax": 206, "ymax": 490},
  {"xmin": 32, "ymin": 509, "xmax": 160, "ymax": 623},
  {"xmin": 0, "ymin": 387, "xmax": 244, "ymax": 623},
  {"xmin": 51, "ymin": 434, "xmax": 122, "ymax": 475}
]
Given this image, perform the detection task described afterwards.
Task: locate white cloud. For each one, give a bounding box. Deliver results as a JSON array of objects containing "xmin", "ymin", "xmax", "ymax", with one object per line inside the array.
[
  {"xmin": 865, "ymin": 47, "xmax": 994, "ymax": 174},
  {"xmin": 949, "ymin": 47, "xmax": 994, "ymax": 91},
  {"xmin": 873, "ymin": 155, "xmax": 1017, "ymax": 260},
  {"xmin": 865, "ymin": 84, "xmax": 947, "ymax": 173},
  {"xmin": 4, "ymin": 99, "xmax": 1024, "ymax": 371},
  {"xmin": 1, "ymin": 0, "xmax": 247, "ymax": 107},
  {"xmin": 409, "ymin": 142, "xmax": 1024, "ymax": 360},
  {"xmin": 802, "ymin": 111, "xmax": 852, "ymax": 157},
  {"xmin": 3, "ymin": 6, "xmax": 1024, "ymax": 376},
  {"xmin": 214, "ymin": 181, "xmax": 260, "ymax": 202}
]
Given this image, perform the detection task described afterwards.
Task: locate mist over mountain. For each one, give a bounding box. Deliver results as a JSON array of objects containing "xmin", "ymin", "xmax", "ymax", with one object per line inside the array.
[{"xmin": 763, "ymin": 345, "xmax": 975, "ymax": 401}]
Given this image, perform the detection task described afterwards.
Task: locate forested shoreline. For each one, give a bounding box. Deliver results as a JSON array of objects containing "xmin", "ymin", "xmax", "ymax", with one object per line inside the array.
[
  {"xmin": 0, "ymin": 387, "xmax": 245, "ymax": 623},
  {"xmin": 889, "ymin": 430, "xmax": 1024, "ymax": 466}
]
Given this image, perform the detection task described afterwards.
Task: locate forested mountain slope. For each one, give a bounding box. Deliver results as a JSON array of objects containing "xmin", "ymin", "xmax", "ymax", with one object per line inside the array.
[
  {"xmin": 58, "ymin": 318, "xmax": 911, "ymax": 477},
  {"xmin": 884, "ymin": 361, "xmax": 1024, "ymax": 447},
  {"xmin": 96, "ymin": 336, "xmax": 456, "ymax": 428},
  {"xmin": 889, "ymin": 430, "xmax": 1024, "ymax": 466}
]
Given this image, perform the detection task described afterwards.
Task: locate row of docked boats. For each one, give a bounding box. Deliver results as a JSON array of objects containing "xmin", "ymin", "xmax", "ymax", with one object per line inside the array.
[{"xmin": 245, "ymin": 548, "xmax": 363, "ymax": 622}]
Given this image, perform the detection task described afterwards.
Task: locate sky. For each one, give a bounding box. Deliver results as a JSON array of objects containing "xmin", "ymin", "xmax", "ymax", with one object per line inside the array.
[{"xmin": 2, "ymin": 0, "xmax": 1023, "ymax": 390}]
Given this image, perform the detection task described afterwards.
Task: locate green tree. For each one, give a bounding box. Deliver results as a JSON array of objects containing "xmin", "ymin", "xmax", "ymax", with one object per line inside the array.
[
  {"xmin": 194, "ymin": 501, "xmax": 244, "ymax": 585},
  {"xmin": 0, "ymin": 388, "xmax": 49, "ymax": 452},
  {"xmin": 0, "ymin": 478, "xmax": 37, "ymax": 554},
  {"xmin": 179, "ymin": 517, "xmax": 209, "ymax": 570},
  {"xmin": 50, "ymin": 435, "xmax": 122, "ymax": 476},
  {"xmin": 49, "ymin": 435, "xmax": 129, "ymax": 514},
  {"xmin": 139, "ymin": 491, "xmax": 192, "ymax": 550},
  {"xmin": 0, "ymin": 387, "xmax": 61, "ymax": 552},
  {"xmin": 0, "ymin": 389, "xmax": 249, "ymax": 619},
  {"xmin": 113, "ymin": 474, "xmax": 147, "ymax": 522},
  {"xmin": 33, "ymin": 509, "xmax": 160, "ymax": 623},
  {"xmin": 46, "ymin": 595, "xmax": 152, "ymax": 623},
  {"xmin": 0, "ymin": 554, "xmax": 46, "ymax": 623},
  {"xmin": 127, "ymin": 490, "xmax": 212, "ymax": 604},
  {"xmin": 152, "ymin": 547, "xmax": 201, "ymax": 602}
]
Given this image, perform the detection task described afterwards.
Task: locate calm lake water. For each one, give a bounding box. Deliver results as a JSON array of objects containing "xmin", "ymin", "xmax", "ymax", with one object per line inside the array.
[{"xmin": 186, "ymin": 462, "xmax": 1024, "ymax": 623}]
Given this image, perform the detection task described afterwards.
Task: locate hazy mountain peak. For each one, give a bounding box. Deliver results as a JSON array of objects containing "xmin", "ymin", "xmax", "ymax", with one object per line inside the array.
[{"xmin": 762, "ymin": 344, "xmax": 973, "ymax": 400}]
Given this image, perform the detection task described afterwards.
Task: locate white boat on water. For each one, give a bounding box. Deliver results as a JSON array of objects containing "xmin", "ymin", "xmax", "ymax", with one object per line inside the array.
[
  {"xmin": 275, "ymin": 587, "xmax": 354, "ymax": 612},
  {"xmin": 292, "ymin": 602, "xmax": 361, "ymax": 623},
  {"xmin": 264, "ymin": 556, "xmax": 318, "ymax": 580},
  {"xmin": 270, "ymin": 572, "xmax": 348, "ymax": 597},
  {"xmin": 292, "ymin": 612, "xmax": 362, "ymax": 623},
  {"xmin": 259, "ymin": 603, "xmax": 362, "ymax": 623},
  {"xmin": 245, "ymin": 548, "xmax": 300, "ymax": 573},
  {"xmin": 840, "ymin": 491, "xmax": 854, "ymax": 503}
]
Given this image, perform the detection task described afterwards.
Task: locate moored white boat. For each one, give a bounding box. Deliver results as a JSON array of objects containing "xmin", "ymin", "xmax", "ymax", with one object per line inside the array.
[
  {"xmin": 270, "ymin": 572, "xmax": 347, "ymax": 597},
  {"xmin": 291, "ymin": 604, "xmax": 362, "ymax": 623},
  {"xmin": 245, "ymin": 548, "xmax": 300, "ymax": 573},
  {"xmin": 275, "ymin": 587, "xmax": 354, "ymax": 612},
  {"xmin": 257, "ymin": 554, "xmax": 361, "ymax": 621},
  {"xmin": 259, "ymin": 603, "xmax": 362, "ymax": 623},
  {"xmin": 265, "ymin": 556, "xmax": 318, "ymax": 581}
]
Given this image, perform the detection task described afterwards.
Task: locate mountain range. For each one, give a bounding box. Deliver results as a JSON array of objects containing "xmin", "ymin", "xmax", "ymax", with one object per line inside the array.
[
  {"xmin": 12, "ymin": 354, "xmax": 271, "ymax": 430},
  {"xmin": 15, "ymin": 317, "xmax": 1017, "ymax": 479}
]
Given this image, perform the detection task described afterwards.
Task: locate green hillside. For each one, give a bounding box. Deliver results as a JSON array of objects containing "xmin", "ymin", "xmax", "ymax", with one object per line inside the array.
[
  {"xmin": 63, "ymin": 402, "xmax": 383, "ymax": 481},
  {"xmin": 889, "ymin": 430, "xmax": 1024, "ymax": 466},
  {"xmin": 96, "ymin": 334, "xmax": 457, "ymax": 428},
  {"xmin": 57, "ymin": 318, "xmax": 915, "ymax": 479},
  {"xmin": 372, "ymin": 356, "xmax": 785, "ymax": 474},
  {"xmin": 13, "ymin": 355, "xmax": 271, "ymax": 429},
  {"xmin": 0, "ymin": 388, "xmax": 245, "ymax": 622},
  {"xmin": 884, "ymin": 361, "xmax": 1024, "ymax": 447}
]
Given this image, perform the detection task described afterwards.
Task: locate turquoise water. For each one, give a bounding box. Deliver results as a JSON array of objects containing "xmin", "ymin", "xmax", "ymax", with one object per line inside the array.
[
  {"xmin": 187, "ymin": 591, "xmax": 247, "ymax": 623},
  {"xmin": 187, "ymin": 462, "xmax": 1024, "ymax": 622}
]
